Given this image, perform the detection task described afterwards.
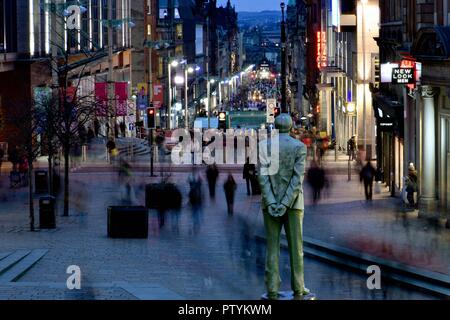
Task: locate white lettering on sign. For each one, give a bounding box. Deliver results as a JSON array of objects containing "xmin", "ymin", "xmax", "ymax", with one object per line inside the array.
[
  {"xmin": 66, "ymin": 5, "xmax": 81, "ymax": 30},
  {"xmin": 392, "ymin": 68, "xmax": 414, "ymax": 84}
]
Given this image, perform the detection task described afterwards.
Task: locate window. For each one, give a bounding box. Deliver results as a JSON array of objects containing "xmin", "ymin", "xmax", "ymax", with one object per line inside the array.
[
  {"xmin": 158, "ymin": 57, "xmax": 163, "ymax": 77},
  {"xmin": 195, "ymin": 24, "xmax": 203, "ymax": 56},
  {"xmin": 147, "ymin": 0, "xmax": 152, "ymax": 15},
  {"xmin": 341, "ymin": 0, "xmax": 356, "ymax": 15},
  {"xmin": 159, "ymin": 0, "xmax": 168, "ymax": 19},
  {"xmin": 176, "ymin": 24, "xmax": 182, "ymax": 40},
  {"xmin": 175, "ymin": 44, "xmax": 183, "ymax": 55}
]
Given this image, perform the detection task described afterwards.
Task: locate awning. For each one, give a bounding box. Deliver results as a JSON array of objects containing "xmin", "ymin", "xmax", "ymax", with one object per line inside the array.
[{"xmin": 373, "ymin": 93, "xmax": 404, "ymax": 135}]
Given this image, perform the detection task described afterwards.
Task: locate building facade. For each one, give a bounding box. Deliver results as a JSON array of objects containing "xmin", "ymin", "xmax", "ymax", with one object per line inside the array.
[
  {"xmin": 0, "ymin": 0, "xmax": 134, "ymax": 148},
  {"xmin": 304, "ymin": 0, "xmax": 379, "ymax": 162},
  {"xmin": 377, "ymin": 0, "xmax": 450, "ymax": 222}
]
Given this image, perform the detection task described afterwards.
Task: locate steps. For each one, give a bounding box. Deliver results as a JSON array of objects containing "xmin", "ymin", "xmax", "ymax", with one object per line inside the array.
[
  {"xmin": 255, "ymin": 234, "xmax": 450, "ymax": 298},
  {"xmin": 0, "ymin": 250, "xmax": 48, "ymax": 283}
]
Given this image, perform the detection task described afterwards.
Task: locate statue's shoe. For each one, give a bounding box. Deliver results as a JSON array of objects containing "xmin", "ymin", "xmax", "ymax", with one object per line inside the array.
[{"xmin": 294, "ymin": 288, "xmax": 311, "ymax": 297}]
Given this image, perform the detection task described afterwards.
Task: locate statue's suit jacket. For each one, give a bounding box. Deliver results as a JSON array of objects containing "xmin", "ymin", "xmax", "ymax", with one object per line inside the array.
[{"xmin": 259, "ymin": 133, "xmax": 307, "ymax": 211}]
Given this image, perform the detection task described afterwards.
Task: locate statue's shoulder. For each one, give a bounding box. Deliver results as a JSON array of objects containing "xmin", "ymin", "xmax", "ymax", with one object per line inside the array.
[{"xmin": 287, "ymin": 135, "xmax": 305, "ymax": 148}]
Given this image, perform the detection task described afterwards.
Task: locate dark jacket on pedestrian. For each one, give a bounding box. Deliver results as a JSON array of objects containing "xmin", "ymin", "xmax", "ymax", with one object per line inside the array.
[
  {"xmin": 243, "ymin": 162, "xmax": 256, "ymax": 180},
  {"xmin": 360, "ymin": 162, "xmax": 376, "ymax": 183}
]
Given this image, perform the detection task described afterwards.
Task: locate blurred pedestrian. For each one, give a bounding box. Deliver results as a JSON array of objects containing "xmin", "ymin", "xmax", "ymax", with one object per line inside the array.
[
  {"xmin": 9, "ymin": 146, "xmax": 20, "ymax": 172},
  {"xmin": 348, "ymin": 136, "xmax": 356, "ymax": 161},
  {"xmin": 243, "ymin": 157, "xmax": 256, "ymax": 196},
  {"xmin": 188, "ymin": 168, "xmax": 203, "ymax": 234},
  {"xmin": 87, "ymin": 127, "xmax": 95, "ymax": 144},
  {"xmin": 0, "ymin": 147, "xmax": 4, "ymax": 175},
  {"xmin": 224, "ymin": 174, "xmax": 237, "ymax": 215},
  {"xmin": 307, "ymin": 161, "xmax": 326, "ymax": 205},
  {"xmin": 360, "ymin": 161, "xmax": 377, "ymax": 201},
  {"xmin": 405, "ymin": 164, "xmax": 419, "ymax": 209},
  {"xmin": 106, "ymin": 139, "xmax": 117, "ymax": 164},
  {"xmin": 206, "ymin": 164, "xmax": 219, "ymax": 198},
  {"xmin": 18, "ymin": 156, "xmax": 29, "ymax": 187},
  {"xmin": 94, "ymin": 119, "xmax": 100, "ymax": 138},
  {"xmin": 120, "ymin": 121, "xmax": 126, "ymax": 138}
]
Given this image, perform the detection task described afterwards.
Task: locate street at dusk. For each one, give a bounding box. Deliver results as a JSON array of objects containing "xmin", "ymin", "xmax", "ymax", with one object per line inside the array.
[{"xmin": 0, "ymin": 0, "xmax": 449, "ymax": 312}]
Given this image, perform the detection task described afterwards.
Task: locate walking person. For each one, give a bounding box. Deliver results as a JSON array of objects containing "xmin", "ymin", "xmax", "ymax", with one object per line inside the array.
[
  {"xmin": 94, "ymin": 119, "xmax": 100, "ymax": 138},
  {"xmin": 120, "ymin": 121, "xmax": 126, "ymax": 138},
  {"xmin": 206, "ymin": 164, "xmax": 219, "ymax": 199},
  {"xmin": 106, "ymin": 139, "xmax": 117, "ymax": 165},
  {"xmin": 348, "ymin": 136, "xmax": 356, "ymax": 161},
  {"xmin": 360, "ymin": 161, "xmax": 377, "ymax": 201},
  {"xmin": 9, "ymin": 146, "xmax": 20, "ymax": 172},
  {"xmin": 188, "ymin": 168, "xmax": 203, "ymax": 234},
  {"xmin": 224, "ymin": 174, "xmax": 237, "ymax": 216},
  {"xmin": 307, "ymin": 161, "xmax": 326, "ymax": 205},
  {"xmin": 405, "ymin": 164, "xmax": 419, "ymax": 209},
  {"xmin": 243, "ymin": 157, "xmax": 256, "ymax": 196}
]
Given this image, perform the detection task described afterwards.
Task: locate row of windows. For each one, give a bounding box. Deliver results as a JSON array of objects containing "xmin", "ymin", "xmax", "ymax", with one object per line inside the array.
[
  {"xmin": 0, "ymin": 0, "xmax": 17, "ymax": 53},
  {"xmin": 29, "ymin": 0, "xmax": 131, "ymax": 56}
]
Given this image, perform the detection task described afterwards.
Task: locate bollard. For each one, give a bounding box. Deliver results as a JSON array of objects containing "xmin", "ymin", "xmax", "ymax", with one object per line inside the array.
[{"xmin": 82, "ymin": 145, "xmax": 87, "ymax": 162}]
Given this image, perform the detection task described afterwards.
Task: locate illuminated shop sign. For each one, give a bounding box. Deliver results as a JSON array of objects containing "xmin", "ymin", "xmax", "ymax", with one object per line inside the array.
[
  {"xmin": 317, "ymin": 31, "xmax": 327, "ymax": 70},
  {"xmin": 392, "ymin": 68, "xmax": 415, "ymax": 84},
  {"xmin": 380, "ymin": 60, "xmax": 422, "ymax": 87}
]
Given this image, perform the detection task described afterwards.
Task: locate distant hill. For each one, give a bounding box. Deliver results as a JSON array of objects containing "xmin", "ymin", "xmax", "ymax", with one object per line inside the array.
[{"xmin": 238, "ymin": 10, "xmax": 281, "ymax": 28}]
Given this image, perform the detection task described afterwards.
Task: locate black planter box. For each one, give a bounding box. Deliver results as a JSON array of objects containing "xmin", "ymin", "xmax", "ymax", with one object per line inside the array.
[
  {"xmin": 39, "ymin": 196, "xmax": 56, "ymax": 229},
  {"xmin": 107, "ymin": 206, "xmax": 148, "ymax": 239},
  {"xmin": 145, "ymin": 183, "xmax": 182, "ymax": 211}
]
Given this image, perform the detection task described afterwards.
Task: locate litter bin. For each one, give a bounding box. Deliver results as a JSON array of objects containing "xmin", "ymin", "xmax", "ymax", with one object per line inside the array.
[
  {"xmin": 35, "ymin": 170, "xmax": 49, "ymax": 194},
  {"xmin": 107, "ymin": 206, "xmax": 148, "ymax": 239},
  {"xmin": 39, "ymin": 196, "xmax": 56, "ymax": 229}
]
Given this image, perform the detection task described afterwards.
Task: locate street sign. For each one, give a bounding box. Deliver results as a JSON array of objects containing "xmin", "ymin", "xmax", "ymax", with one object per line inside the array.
[{"xmin": 267, "ymin": 99, "xmax": 277, "ymax": 123}]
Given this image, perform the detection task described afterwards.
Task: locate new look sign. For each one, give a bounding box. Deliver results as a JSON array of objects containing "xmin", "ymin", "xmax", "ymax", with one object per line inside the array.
[{"xmin": 392, "ymin": 68, "xmax": 415, "ymax": 84}]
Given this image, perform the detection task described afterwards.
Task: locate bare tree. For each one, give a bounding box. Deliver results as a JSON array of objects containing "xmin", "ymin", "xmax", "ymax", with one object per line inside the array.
[{"xmin": 7, "ymin": 99, "xmax": 42, "ymax": 231}]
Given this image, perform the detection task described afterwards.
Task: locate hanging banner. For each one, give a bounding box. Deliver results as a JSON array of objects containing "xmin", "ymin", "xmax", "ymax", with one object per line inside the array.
[
  {"xmin": 137, "ymin": 83, "xmax": 148, "ymax": 96},
  {"xmin": 115, "ymin": 82, "xmax": 129, "ymax": 116},
  {"xmin": 153, "ymin": 84, "xmax": 164, "ymax": 109},
  {"xmin": 95, "ymin": 82, "xmax": 108, "ymax": 117},
  {"xmin": 137, "ymin": 95, "xmax": 148, "ymax": 111}
]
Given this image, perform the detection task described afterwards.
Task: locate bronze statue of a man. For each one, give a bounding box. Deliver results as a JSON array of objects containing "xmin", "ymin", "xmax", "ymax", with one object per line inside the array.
[{"xmin": 259, "ymin": 114, "xmax": 310, "ymax": 300}]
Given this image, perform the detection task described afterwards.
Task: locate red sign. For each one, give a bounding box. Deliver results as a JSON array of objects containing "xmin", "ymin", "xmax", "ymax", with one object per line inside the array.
[
  {"xmin": 95, "ymin": 83, "xmax": 108, "ymax": 116},
  {"xmin": 115, "ymin": 82, "xmax": 128, "ymax": 116},
  {"xmin": 153, "ymin": 84, "xmax": 164, "ymax": 109},
  {"xmin": 317, "ymin": 31, "xmax": 327, "ymax": 70}
]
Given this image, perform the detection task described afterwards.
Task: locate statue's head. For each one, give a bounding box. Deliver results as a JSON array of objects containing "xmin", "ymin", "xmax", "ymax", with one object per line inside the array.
[{"xmin": 275, "ymin": 113, "xmax": 293, "ymax": 133}]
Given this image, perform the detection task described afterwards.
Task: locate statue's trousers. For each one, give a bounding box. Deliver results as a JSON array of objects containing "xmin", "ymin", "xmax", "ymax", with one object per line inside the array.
[{"xmin": 263, "ymin": 209, "xmax": 305, "ymax": 295}]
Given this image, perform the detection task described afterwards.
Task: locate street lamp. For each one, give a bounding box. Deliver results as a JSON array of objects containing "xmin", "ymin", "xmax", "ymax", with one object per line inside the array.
[
  {"xmin": 280, "ymin": 2, "xmax": 288, "ymax": 113},
  {"xmin": 361, "ymin": 0, "xmax": 368, "ymax": 159},
  {"xmin": 167, "ymin": 59, "xmax": 182, "ymax": 129}
]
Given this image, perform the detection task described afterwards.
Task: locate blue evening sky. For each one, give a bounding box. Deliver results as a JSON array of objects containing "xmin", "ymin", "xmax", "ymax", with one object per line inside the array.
[{"xmin": 217, "ymin": 0, "xmax": 281, "ymax": 12}]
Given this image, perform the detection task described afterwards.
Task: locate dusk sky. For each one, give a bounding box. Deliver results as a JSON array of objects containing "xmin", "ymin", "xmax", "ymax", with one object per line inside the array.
[{"xmin": 217, "ymin": 0, "xmax": 281, "ymax": 12}]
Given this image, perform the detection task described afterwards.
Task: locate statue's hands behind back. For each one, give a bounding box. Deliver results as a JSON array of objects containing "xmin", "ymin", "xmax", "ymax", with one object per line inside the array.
[
  {"xmin": 275, "ymin": 204, "xmax": 288, "ymax": 217},
  {"xmin": 268, "ymin": 204, "xmax": 280, "ymax": 217},
  {"xmin": 268, "ymin": 204, "xmax": 288, "ymax": 217}
]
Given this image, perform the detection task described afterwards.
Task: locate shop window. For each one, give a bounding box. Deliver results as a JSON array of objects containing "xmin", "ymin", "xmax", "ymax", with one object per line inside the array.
[{"xmin": 176, "ymin": 24, "xmax": 183, "ymax": 40}]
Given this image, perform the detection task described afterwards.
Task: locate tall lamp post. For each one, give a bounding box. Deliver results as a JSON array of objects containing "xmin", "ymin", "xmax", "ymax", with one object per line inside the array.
[
  {"xmin": 167, "ymin": 59, "xmax": 180, "ymax": 129},
  {"xmin": 184, "ymin": 65, "xmax": 196, "ymax": 128},
  {"xmin": 280, "ymin": 2, "xmax": 288, "ymax": 114},
  {"xmin": 361, "ymin": 0, "xmax": 368, "ymax": 159}
]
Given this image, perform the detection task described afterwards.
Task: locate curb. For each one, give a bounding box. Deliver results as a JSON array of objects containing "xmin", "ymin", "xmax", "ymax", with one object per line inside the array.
[{"xmin": 255, "ymin": 234, "xmax": 450, "ymax": 298}]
